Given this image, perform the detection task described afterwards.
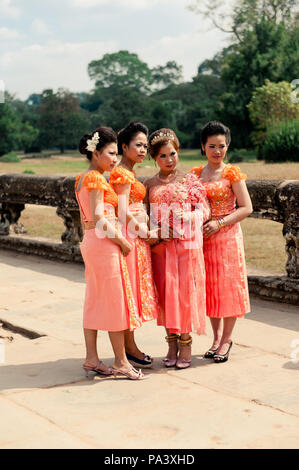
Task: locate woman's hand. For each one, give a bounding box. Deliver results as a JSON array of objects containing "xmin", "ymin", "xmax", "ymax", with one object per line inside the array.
[
  {"xmin": 119, "ymin": 238, "xmax": 133, "ymax": 257},
  {"xmin": 145, "ymin": 228, "xmax": 160, "ymax": 246},
  {"xmin": 203, "ymin": 220, "xmax": 220, "ymax": 238}
]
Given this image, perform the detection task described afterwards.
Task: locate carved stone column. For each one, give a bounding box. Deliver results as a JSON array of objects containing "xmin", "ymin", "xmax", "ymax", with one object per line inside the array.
[
  {"xmin": 277, "ymin": 181, "xmax": 299, "ymax": 279},
  {"xmin": 56, "ymin": 207, "xmax": 83, "ymax": 245},
  {"xmin": 0, "ymin": 202, "xmax": 25, "ymax": 235}
]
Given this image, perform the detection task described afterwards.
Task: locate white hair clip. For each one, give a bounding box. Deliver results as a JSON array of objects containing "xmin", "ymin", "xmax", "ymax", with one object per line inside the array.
[{"xmin": 86, "ymin": 132, "xmax": 100, "ymax": 152}]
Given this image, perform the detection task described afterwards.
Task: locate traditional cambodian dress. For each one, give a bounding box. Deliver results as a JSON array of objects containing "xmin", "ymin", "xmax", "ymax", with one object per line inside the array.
[
  {"xmin": 147, "ymin": 172, "xmax": 210, "ymax": 335},
  {"xmin": 75, "ymin": 170, "xmax": 146, "ymax": 331},
  {"xmin": 190, "ymin": 164, "xmax": 250, "ymax": 318},
  {"xmin": 109, "ymin": 166, "xmax": 159, "ymax": 323}
]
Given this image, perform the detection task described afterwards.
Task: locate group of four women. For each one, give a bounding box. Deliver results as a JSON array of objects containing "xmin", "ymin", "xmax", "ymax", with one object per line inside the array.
[{"xmin": 75, "ymin": 120, "xmax": 253, "ymax": 380}]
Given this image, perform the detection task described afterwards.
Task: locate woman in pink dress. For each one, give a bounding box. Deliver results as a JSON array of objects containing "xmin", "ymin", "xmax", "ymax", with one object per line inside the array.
[
  {"xmin": 109, "ymin": 121, "xmax": 160, "ymax": 369},
  {"xmin": 145, "ymin": 128, "xmax": 210, "ymax": 369},
  {"xmin": 75, "ymin": 127, "xmax": 148, "ymax": 380},
  {"xmin": 190, "ymin": 121, "xmax": 252, "ymax": 363}
]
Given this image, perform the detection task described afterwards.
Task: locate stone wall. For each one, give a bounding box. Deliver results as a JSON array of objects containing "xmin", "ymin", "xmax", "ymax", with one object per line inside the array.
[{"xmin": 0, "ymin": 174, "xmax": 298, "ymax": 305}]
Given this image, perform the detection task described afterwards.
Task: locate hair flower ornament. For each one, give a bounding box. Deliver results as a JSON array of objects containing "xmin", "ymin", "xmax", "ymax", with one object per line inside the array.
[{"xmin": 86, "ymin": 132, "xmax": 100, "ymax": 152}]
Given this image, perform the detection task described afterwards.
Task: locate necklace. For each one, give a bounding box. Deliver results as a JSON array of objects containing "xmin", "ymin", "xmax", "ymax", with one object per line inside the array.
[
  {"xmin": 157, "ymin": 169, "xmax": 178, "ymax": 184},
  {"xmin": 203, "ymin": 165, "xmax": 225, "ymax": 182}
]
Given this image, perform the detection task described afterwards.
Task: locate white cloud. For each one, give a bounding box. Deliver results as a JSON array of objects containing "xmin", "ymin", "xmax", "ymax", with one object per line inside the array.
[
  {"xmin": 0, "ymin": 40, "xmax": 117, "ymax": 99},
  {"xmin": 137, "ymin": 29, "xmax": 227, "ymax": 81},
  {"xmin": 70, "ymin": 0, "xmax": 161, "ymax": 9},
  {"xmin": 0, "ymin": 27, "xmax": 21, "ymax": 39},
  {"xmin": 0, "ymin": 0, "xmax": 21, "ymax": 18},
  {"xmin": 31, "ymin": 19, "xmax": 51, "ymax": 35}
]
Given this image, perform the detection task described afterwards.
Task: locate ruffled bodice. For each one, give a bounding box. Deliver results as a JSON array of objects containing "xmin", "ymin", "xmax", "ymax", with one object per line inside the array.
[
  {"xmin": 149, "ymin": 173, "xmax": 206, "ymax": 206},
  {"xmin": 75, "ymin": 170, "xmax": 118, "ymax": 222},
  {"xmin": 190, "ymin": 164, "xmax": 247, "ymax": 218}
]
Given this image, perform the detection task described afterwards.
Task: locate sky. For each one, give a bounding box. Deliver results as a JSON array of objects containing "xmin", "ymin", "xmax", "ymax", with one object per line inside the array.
[{"xmin": 0, "ymin": 0, "xmax": 229, "ymax": 100}]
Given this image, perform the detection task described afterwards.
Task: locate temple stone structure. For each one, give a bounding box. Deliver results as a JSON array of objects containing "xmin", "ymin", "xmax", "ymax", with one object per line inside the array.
[{"xmin": 0, "ymin": 174, "xmax": 298, "ymax": 305}]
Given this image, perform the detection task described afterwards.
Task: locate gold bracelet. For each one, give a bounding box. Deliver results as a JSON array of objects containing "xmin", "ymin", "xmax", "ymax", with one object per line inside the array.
[{"xmin": 217, "ymin": 218, "xmax": 226, "ymax": 229}]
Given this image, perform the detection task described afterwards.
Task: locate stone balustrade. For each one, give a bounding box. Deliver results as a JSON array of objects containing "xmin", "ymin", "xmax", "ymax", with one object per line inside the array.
[{"xmin": 0, "ymin": 174, "xmax": 298, "ymax": 304}]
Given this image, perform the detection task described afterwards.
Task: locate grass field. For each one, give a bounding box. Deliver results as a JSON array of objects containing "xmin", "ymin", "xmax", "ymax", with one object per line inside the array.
[
  {"xmin": 1, "ymin": 149, "xmax": 299, "ymax": 179},
  {"xmin": 2, "ymin": 150, "xmax": 296, "ymax": 274}
]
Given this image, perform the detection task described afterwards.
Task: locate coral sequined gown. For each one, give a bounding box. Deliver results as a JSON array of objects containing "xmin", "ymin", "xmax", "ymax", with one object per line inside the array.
[
  {"xmin": 75, "ymin": 170, "xmax": 147, "ymax": 331},
  {"xmin": 148, "ymin": 172, "xmax": 210, "ymax": 335},
  {"xmin": 190, "ymin": 164, "xmax": 250, "ymax": 318},
  {"xmin": 109, "ymin": 166, "xmax": 159, "ymax": 323}
]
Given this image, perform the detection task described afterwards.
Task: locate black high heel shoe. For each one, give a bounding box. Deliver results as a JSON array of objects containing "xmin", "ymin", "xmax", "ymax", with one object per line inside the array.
[
  {"xmin": 204, "ymin": 348, "xmax": 218, "ymax": 359},
  {"xmin": 213, "ymin": 341, "xmax": 233, "ymax": 363}
]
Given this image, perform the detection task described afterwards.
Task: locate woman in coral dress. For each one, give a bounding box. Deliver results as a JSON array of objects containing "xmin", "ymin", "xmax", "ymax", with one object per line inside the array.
[
  {"xmin": 75, "ymin": 127, "xmax": 148, "ymax": 380},
  {"xmin": 109, "ymin": 121, "xmax": 159, "ymax": 369},
  {"xmin": 145, "ymin": 128, "xmax": 210, "ymax": 369},
  {"xmin": 190, "ymin": 121, "xmax": 252, "ymax": 363}
]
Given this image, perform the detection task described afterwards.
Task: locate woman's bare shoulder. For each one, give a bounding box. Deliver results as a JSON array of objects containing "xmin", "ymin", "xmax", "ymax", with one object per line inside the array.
[{"xmin": 143, "ymin": 174, "xmax": 159, "ymax": 188}]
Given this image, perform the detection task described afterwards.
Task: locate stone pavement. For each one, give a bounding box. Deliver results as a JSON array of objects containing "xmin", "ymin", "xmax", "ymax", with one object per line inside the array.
[{"xmin": 0, "ymin": 248, "xmax": 298, "ymax": 449}]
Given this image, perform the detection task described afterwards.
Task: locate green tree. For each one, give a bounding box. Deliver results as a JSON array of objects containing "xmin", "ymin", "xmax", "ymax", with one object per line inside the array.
[
  {"xmin": 90, "ymin": 87, "xmax": 154, "ymax": 132},
  {"xmin": 38, "ymin": 88, "xmax": 89, "ymax": 153},
  {"xmin": 151, "ymin": 61, "xmax": 183, "ymax": 90},
  {"xmin": 0, "ymin": 99, "xmax": 18, "ymax": 156},
  {"xmin": 187, "ymin": 0, "xmax": 299, "ymax": 40},
  {"xmin": 248, "ymin": 79, "xmax": 299, "ymax": 147},
  {"xmin": 10, "ymin": 94, "xmax": 41, "ymax": 152},
  {"xmin": 88, "ymin": 50, "xmax": 153, "ymax": 94},
  {"xmin": 219, "ymin": 19, "xmax": 298, "ymax": 147},
  {"xmin": 152, "ymin": 74, "xmax": 224, "ymax": 146}
]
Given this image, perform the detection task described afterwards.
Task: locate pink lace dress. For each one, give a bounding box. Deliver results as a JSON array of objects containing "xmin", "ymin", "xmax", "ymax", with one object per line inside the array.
[
  {"xmin": 75, "ymin": 170, "xmax": 147, "ymax": 331},
  {"xmin": 190, "ymin": 164, "xmax": 250, "ymax": 318},
  {"xmin": 148, "ymin": 172, "xmax": 210, "ymax": 335}
]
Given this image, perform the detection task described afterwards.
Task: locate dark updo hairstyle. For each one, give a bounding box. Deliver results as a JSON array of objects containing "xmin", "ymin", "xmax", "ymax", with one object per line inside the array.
[
  {"xmin": 78, "ymin": 126, "xmax": 117, "ymax": 161},
  {"xmin": 200, "ymin": 121, "xmax": 231, "ymax": 155},
  {"xmin": 117, "ymin": 121, "xmax": 149, "ymax": 155},
  {"xmin": 148, "ymin": 128, "xmax": 180, "ymax": 159}
]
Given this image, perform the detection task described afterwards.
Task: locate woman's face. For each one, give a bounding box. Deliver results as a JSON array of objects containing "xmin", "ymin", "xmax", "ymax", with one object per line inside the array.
[
  {"xmin": 122, "ymin": 132, "xmax": 148, "ymax": 164},
  {"xmin": 155, "ymin": 141, "xmax": 179, "ymax": 174},
  {"xmin": 202, "ymin": 134, "xmax": 228, "ymax": 164},
  {"xmin": 95, "ymin": 143, "xmax": 118, "ymax": 173}
]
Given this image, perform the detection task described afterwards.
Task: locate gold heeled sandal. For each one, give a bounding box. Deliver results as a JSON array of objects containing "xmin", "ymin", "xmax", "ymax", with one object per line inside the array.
[
  {"xmin": 163, "ymin": 334, "xmax": 179, "ymax": 368},
  {"xmin": 176, "ymin": 336, "xmax": 192, "ymax": 369}
]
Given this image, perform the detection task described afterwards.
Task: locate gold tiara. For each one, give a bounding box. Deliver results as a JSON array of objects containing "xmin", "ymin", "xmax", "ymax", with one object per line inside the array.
[{"xmin": 151, "ymin": 131, "xmax": 174, "ymax": 145}]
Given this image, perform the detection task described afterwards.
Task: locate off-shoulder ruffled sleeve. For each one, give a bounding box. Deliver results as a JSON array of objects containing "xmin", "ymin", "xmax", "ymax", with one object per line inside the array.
[
  {"xmin": 109, "ymin": 166, "xmax": 135, "ymax": 186},
  {"xmin": 189, "ymin": 166, "xmax": 204, "ymax": 178},
  {"xmin": 222, "ymin": 164, "xmax": 247, "ymax": 184},
  {"xmin": 83, "ymin": 170, "xmax": 108, "ymax": 192}
]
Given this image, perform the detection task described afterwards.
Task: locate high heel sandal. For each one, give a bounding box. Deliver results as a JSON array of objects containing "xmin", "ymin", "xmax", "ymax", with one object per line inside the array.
[
  {"xmin": 204, "ymin": 348, "xmax": 218, "ymax": 359},
  {"xmin": 176, "ymin": 336, "xmax": 192, "ymax": 369},
  {"xmin": 163, "ymin": 334, "xmax": 179, "ymax": 368},
  {"xmin": 126, "ymin": 352, "xmax": 153, "ymax": 368},
  {"xmin": 83, "ymin": 361, "xmax": 112, "ymax": 377},
  {"xmin": 111, "ymin": 366, "xmax": 148, "ymax": 380},
  {"xmin": 213, "ymin": 341, "xmax": 233, "ymax": 363}
]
